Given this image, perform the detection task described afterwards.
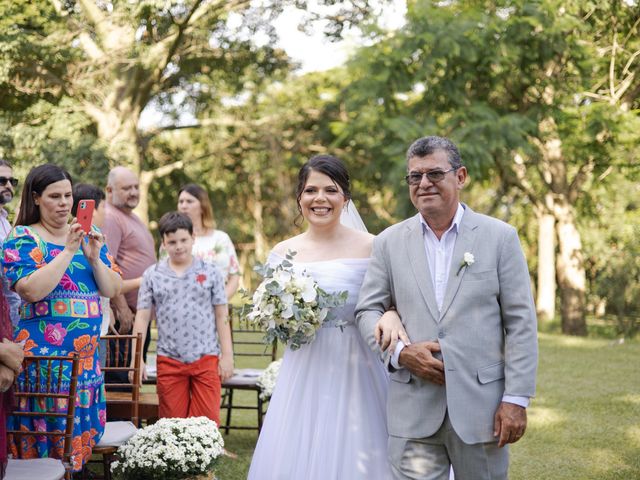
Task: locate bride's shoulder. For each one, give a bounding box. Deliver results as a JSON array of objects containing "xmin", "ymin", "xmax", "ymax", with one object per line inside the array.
[
  {"xmin": 347, "ymin": 228, "xmax": 374, "ymax": 241},
  {"xmin": 344, "ymin": 227, "xmax": 374, "ymax": 244},
  {"xmin": 271, "ymin": 235, "xmax": 304, "ymax": 257},
  {"xmin": 341, "ymin": 227, "xmax": 374, "ymax": 257}
]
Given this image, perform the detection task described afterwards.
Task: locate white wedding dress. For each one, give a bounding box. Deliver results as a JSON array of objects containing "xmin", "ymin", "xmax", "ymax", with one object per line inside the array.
[{"xmin": 247, "ymin": 254, "xmax": 392, "ymax": 480}]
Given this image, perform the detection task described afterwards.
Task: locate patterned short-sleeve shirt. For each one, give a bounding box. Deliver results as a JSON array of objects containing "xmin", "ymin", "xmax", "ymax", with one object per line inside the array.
[{"xmin": 137, "ymin": 258, "xmax": 227, "ymax": 363}]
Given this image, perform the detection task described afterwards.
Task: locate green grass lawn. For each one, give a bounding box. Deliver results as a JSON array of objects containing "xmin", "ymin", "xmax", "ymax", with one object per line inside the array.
[
  {"xmin": 215, "ymin": 333, "xmax": 640, "ymax": 479},
  {"xmin": 510, "ymin": 333, "xmax": 640, "ymax": 480}
]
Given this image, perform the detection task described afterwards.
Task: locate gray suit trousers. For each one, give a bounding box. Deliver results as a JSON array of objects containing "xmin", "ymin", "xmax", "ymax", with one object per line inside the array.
[{"xmin": 388, "ymin": 413, "xmax": 508, "ymax": 480}]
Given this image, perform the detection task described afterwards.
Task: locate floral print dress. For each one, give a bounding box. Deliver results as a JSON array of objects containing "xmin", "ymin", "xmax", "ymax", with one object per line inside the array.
[
  {"xmin": 2, "ymin": 225, "xmax": 120, "ymax": 471},
  {"xmin": 191, "ymin": 230, "xmax": 240, "ymax": 282},
  {"xmin": 160, "ymin": 229, "xmax": 240, "ymax": 282}
]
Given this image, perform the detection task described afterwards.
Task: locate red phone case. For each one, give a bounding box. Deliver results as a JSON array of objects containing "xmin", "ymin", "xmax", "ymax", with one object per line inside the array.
[{"xmin": 77, "ymin": 199, "xmax": 95, "ymax": 233}]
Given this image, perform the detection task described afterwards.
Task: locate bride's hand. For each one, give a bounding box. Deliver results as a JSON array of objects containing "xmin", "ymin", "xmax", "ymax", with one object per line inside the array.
[{"xmin": 374, "ymin": 309, "xmax": 411, "ymax": 353}]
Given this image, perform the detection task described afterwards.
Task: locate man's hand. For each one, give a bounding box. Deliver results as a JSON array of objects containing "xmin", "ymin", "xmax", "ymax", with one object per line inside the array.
[
  {"xmin": 493, "ymin": 402, "xmax": 527, "ymax": 447},
  {"xmin": 114, "ymin": 302, "xmax": 134, "ymax": 333},
  {"xmin": 398, "ymin": 341, "xmax": 444, "ymax": 385},
  {"xmin": 128, "ymin": 359, "xmax": 147, "ymax": 385},
  {"xmin": 0, "ymin": 363, "xmax": 15, "ymax": 392},
  {"xmin": 374, "ymin": 310, "xmax": 411, "ymax": 353},
  {"xmin": 218, "ymin": 356, "xmax": 234, "ymax": 383},
  {"xmin": 0, "ymin": 338, "xmax": 24, "ymax": 375}
]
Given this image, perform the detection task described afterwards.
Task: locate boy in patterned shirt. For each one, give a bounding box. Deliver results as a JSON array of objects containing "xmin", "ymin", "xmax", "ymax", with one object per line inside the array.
[{"xmin": 130, "ymin": 212, "xmax": 233, "ymax": 423}]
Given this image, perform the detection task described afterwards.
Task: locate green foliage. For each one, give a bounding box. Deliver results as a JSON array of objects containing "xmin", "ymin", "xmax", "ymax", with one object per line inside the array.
[
  {"xmin": 0, "ymin": 0, "xmax": 73, "ymax": 112},
  {"xmin": 1, "ymin": 98, "xmax": 109, "ymax": 182},
  {"xmin": 334, "ymin": 0, "xmax": 640, "ymax": 333},
  {"xmin": 583, "ymin": 173, "xmax": 640, "ymax": 337}
]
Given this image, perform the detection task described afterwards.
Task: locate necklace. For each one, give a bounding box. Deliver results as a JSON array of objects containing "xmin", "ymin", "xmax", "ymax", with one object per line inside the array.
[{"xmin": 36, "ymin": 221, "xmax": 66, "ymax": 243}]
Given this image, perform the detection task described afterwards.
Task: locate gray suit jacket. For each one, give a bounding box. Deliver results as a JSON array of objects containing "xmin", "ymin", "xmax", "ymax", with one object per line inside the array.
[{"xmin": 355, "ymin": 206, "xmax": 538, "ymax": 444}]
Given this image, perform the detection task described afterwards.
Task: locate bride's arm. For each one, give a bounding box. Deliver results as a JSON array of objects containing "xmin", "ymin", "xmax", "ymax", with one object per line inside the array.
[{"xmin": 374, "ymin": 309, "xmax": 411, "ymax": 353}]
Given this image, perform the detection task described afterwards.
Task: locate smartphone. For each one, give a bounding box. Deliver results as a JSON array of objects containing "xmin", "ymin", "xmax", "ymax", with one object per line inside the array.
[{"xmin": 77, "ymin": 199, "xmax": 95, "ymax": 234}]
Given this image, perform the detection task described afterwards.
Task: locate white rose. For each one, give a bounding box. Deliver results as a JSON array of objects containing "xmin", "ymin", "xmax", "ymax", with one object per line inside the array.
[
  {"xmin": 252, "ymin": 289, "xmax": 264, "ymax": 304},
  {"xmin": 301, "ymin": 277, "xmax": 317, "ymax": 302},
  {"xmin": 281, "ymin": 292, "xmax": 294, "ymax": 307},
  {"xmin": 274, "ymin": 270, "xmax": 292, "ymax": 286},
  {"xmin": 463, "ymin": 252, "xmax": 475, "ymax": 265}
]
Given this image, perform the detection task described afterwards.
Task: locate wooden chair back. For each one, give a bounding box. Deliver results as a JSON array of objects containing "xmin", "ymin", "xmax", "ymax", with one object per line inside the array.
[
  {"xmin": 100, "ymin": 333, "xmax": 142, "ymax": 425},
  {"xmin": 220, "ymin": 306, "xmax": 278, "ymax": 433},
  {"xmin": 229, "ymin": 308, "xmax": 278, "ymax": 365},
  {"xmin": 8, "ymin": 354, "xmax": 80, "ymax": 479}
]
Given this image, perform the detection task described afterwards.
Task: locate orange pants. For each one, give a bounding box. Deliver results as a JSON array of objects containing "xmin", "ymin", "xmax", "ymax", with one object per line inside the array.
[{"xmin": 156, "ymin": 354, "xmax": 221, "ymax": 424}]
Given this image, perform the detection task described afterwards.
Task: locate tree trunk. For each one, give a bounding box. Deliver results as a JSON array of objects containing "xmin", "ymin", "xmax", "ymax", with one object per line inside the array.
[
  {"xmin": 534, "ymin": 117, "xmax": 588, "ymax": 335},
  {"xmin": 252, "ymin": 171, "xmax": 267, "ymax": 261},
  {"xmin": 88, "ymin": 102, "xmax": 144, "ymax": 172},
  {"xmin": 536, "ymin": 209, "xmax": 556, "ymax": 323},
  {"xmin": 137, "ymin": 170, "xmax": 152, "ymax": 226},
  {"xmin": 553, "ymin": 200, "xmax": 587, "ymax": 335}
]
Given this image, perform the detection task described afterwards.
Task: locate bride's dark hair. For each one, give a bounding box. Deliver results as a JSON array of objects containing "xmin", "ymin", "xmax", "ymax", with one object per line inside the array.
[{"xmin": 295, "ymin": 155, "xmax": 351, "ymax": 226}]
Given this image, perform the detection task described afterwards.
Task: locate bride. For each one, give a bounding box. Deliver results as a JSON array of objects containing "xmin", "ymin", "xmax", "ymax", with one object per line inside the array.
[{"xmin": 247, "ymin": 155, "xmax": 406, "ymax": 479}]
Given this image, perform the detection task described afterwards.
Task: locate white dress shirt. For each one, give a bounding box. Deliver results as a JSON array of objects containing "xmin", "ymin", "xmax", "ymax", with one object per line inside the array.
[
  {"xmin": 390, "ymin": 203, "xmax": 529, "ymax": 408},
  {"xmin": 0, "ymin": 209, "xmax": 11, "ymax": 239}
]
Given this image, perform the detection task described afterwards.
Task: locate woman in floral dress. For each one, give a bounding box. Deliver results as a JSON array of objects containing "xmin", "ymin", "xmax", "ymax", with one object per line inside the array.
[
  {"xmin": 2, "ymin": 164, "xmax": 122, "ymax": 472},
  {"xmin": 176, "ymin": 183, "xmax": 241, "ymax": 299}
]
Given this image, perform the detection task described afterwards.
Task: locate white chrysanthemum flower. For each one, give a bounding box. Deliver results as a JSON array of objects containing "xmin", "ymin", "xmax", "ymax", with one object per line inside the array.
[
  {"xmin": 257, "ymin": 358, "xmax": 283, "ymax": 400},
  {"xmin": 111, "ymin": 417, "xmax": 224, "ymax": 478}
]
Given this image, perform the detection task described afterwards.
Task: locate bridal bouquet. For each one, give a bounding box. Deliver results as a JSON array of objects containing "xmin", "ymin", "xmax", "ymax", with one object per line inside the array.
[
  {"xmin": 242, "ymin": 251, "xmax": 348, "ymax": 350},
  {"xmin": 257, "ymin": 358, "xmax": 283, "ymax": 400},
  {"xmin": 111, "ymin": 417, "xmax": 224, "ymax": 480}
]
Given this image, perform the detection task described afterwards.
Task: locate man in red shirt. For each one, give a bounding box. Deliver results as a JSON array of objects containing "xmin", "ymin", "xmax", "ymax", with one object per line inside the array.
[{"xmin": 103, "ymin": 166, "xmax": 156, "ymax": 359}]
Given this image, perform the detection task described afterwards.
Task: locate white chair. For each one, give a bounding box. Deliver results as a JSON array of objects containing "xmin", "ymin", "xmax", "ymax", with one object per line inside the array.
[
  {"xmin": 87, "ymin": 333, "xmax": 142, "ymax": 480},
  {"xmin": 6, "ymin": 354, "xmax": 80, "ymax": 480}
]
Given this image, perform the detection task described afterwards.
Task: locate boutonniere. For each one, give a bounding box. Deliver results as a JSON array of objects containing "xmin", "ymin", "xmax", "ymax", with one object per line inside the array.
[
  {"xmin": 456, "ymin": 252, "xmax": 475, "ymax": 276},
  {"xmin": 196, "ymin": 273, "xmax": 207, "ymax": 285}
]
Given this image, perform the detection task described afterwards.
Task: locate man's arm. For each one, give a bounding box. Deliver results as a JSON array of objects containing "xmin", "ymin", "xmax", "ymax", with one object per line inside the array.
[
  {"xmin": 355, "ymin": 235, "xmax": 391, "ymax": 363},
  {"xmin": 102, "ymin": 212, "xmax": 123, "ymax": 257},
  {"xmin": 103, "ymin": 214, "xmax": 133, "ymax": 331},
  {"xmin": 111, "ymin": 295, "xmax": 134, "ymax": 333},
  {"xmin": 498, "ymin": 226, "xmax": 538, "ymax": 398},
  {"xmin": 494, "ymin": 226, "xmax": 539, "ymax": 446}
]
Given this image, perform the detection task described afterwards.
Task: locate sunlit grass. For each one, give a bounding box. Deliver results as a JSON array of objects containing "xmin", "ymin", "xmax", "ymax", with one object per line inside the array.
[
  {"xmin": 510, "ymin": 333, "xmax": 640, "ymax": 479},
  {"xmin": 93, "ymin": 332, "xmax": 639, "ymax": 479},
  {"xmin": 219, "ymin": 333, "xmax": 640, "ymax": 480}
]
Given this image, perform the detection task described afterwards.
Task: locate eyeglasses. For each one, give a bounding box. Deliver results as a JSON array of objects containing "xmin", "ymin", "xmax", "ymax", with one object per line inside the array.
[
  {"xmin": 0, "ymin": 177, "xmax": 18, "ymax": 187},
  {"xmin": 404, "ymin": 168, "xmax": 458, "ymax": 185}
]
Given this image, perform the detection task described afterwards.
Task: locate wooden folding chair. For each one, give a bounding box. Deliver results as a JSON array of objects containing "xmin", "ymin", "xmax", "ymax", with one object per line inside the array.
[
  {"xmin": 86, "ymin": 333, "xmax": 143, "ymax": 480},
  {"xmin": 6, "ymin": 354, "xmax": 80, "ymax": 480},
  {"xmin": 220, "ymin": 307, "xmax": 278, "ymax": 434}
]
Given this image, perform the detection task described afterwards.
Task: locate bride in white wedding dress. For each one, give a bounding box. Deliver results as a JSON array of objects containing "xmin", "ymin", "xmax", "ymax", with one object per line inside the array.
[{"xmin": 247, "ymin": 155, "xmax": 404, "ymax": 480}]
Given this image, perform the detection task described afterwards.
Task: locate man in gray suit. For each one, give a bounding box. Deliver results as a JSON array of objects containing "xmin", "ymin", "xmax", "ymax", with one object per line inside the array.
[{"xmin": 356, "ymin": 136, "xmax": 538, "ymax": 479}]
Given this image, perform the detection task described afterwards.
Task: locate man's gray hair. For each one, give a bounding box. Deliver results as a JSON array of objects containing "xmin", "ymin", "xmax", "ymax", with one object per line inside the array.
[{"xmin": 406, "ymin": 136, "xmax": 462, "ymax": 169}]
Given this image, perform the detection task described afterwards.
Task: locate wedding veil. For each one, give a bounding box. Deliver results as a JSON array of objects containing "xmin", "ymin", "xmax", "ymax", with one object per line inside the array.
[{"xmin": 340, "ymin": 201, "xmax": 368, "ymax": 233}]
